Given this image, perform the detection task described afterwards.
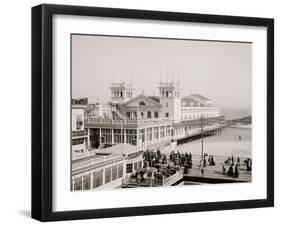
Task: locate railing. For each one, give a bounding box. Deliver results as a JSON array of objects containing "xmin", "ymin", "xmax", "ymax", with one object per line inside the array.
[
  {"xmin": 123, "ymin": 172, "xmax": 181, "ymax": 187},
  {"xmin": 163, "ymin": 171, "xmax": 183, "ymax": 186},
  {"xmin": 112, "ymin": 105, "xmax": 127, "ymax": 120},
  {"xmin": 72, "ymin": 153, "xmax": 124, "ymax": 172},
  {"xmin": 183, "ymin": 168, "xmax": 251, "ymax": 182},
  {"xmin": 85, "ymin": 117, "xmax": 174, "ymax": 126},
  {"xmin": 173, "ymin": 124, "xmax": 223, "ymax": 140},
  {"xmin": 85, "ymin": 116, "xmax": 226, "ymax": 127},
  {"xmin": 72, "ymin": 130, "xmax": 87, "ymax": 137},
  {"xmin": 72, "ymin": 150, "xmax": 97, "ymax": 161}
]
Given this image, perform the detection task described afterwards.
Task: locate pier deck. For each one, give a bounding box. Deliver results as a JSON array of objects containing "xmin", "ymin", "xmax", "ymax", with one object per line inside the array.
[
  {"xmin": 123, "ymin": 155, "xmax": 251, "ymax": 188},
  {"xmin": 170, "ymin": 154, "xmax": 251, "ymax": 184}
]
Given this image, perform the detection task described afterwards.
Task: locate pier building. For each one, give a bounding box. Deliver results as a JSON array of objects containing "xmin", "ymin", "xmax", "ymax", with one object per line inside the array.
[{"xmin": 83, "ymin": 81, "xmax": 222, "ymax": 150}]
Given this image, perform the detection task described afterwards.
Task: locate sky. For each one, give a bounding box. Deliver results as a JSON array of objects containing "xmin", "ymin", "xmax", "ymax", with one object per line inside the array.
[{"xmin": 72, "ymin": 34, "xmax": 252, "ymax": 110}]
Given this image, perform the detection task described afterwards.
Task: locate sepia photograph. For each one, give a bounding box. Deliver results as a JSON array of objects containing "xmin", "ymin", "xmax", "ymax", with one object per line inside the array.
[{"xmin": 71, "ymin": 34, "xmax": 252, "ymax": 191}]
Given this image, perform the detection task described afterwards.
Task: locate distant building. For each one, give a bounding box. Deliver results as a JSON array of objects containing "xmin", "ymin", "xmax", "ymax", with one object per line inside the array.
[
  {"xmin": 181, "ymin": 94, "xmax": 220, "ymax": 120},
  {"xmin": 72, "ymin": 98, "xmax": 88, "ymax": 105},
  {"xmin": 85, "ymin": 103, "xmax": 111, "ymax": 117},
  {"xmin": 72, "ymin": 100, "xmax": 89, "ymax": 157}
]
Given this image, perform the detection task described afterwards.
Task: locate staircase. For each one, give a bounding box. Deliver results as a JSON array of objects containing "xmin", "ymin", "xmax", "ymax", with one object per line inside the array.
[{"xmin": 111, "ymin": 103, "xmax": 127, "ymax": 120}]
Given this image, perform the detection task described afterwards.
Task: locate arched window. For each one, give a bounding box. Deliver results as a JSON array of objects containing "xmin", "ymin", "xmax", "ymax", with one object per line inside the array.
[
  {"xmin": 139, "ymin": 101, "xmax": 146, "ymax": 106},
  {"xmin": 166, "ymin": 91, "xmax": 169, "ymax": 97},
  {"xmin": 147, "ymin": 111, "xmax": 151, "ymax": 118},
  {"xmin": 154, "ymin": 112, "xmax": 158, "ymax": 118}
]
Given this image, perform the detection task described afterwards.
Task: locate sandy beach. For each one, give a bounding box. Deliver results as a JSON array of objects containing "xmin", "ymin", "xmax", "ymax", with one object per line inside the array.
[{"xmin": 163, "ymin": 127, "xmax": 251, "ymax": 158}]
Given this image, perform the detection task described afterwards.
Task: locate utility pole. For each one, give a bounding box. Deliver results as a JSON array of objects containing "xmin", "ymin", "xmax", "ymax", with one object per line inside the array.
[{"xmin": 201, "ymin": 116, "xmax": 204, "ymax": 161}]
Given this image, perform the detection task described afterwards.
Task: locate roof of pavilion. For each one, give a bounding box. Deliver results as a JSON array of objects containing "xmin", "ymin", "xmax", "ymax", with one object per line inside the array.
[
  {"xmin": 95, "ymin": 143, "xmax": 141, "ymax": 156},
  {"xmin": 122, "ymin": 94, "xmax": 162, "ymax": 108}
]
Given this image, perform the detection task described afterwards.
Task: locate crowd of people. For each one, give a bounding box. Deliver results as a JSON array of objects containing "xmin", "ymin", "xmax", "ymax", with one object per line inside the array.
[
  {"xmin": 142, "ymin": 149, "xmax": 251, "ymax": 181},
  {"xmin": 142, "ymin": 149, "xmax": 167, "ymax": 168},
  {"xmin": 169, "ymin": 151, "xmax": 193, "ymax": 174},
  {"xmin": 197, "ymin": 154, "xmax": 216, "ymax": 177},
  {"xmin": 222, "ymin": 155, "xmax": 246, "ymax": 178}
]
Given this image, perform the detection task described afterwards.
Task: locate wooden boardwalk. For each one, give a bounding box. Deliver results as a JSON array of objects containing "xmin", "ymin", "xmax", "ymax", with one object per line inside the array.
[{"xmin": 173, "ymin": 156, "xmax": 252, "ymax": 183}]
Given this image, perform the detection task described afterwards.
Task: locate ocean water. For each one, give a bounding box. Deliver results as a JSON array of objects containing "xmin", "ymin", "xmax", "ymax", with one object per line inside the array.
[{"xmin": 221, "ymin": 108, "xmax": 251, "ymax": 120}]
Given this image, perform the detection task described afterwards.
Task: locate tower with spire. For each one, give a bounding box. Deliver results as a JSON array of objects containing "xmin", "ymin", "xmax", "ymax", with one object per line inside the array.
[
  {"xmin": 158, "ymin": 79, "xmax": 181, "ymax": 121},
  {"xmin": 110, "ymin": 81, "xmax": 134, "ymax": 104}
]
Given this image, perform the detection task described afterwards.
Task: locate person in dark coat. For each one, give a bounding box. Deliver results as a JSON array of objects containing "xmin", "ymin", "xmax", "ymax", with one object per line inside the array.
[
  {"xmin": 234, "ymin": 164, "xmax": 239, "ymax": 178},
  {"xmin": 227, "ymin": 164, "xmax": 234, "ymax": 176},
  {"xmin": 222, "ymin": 164, "xmax": 226, "ymax": 175},
  {"xmin": 203, "ymin": 157, "xmax": 207, "ymax": 167},
  {"xmin": 237, "ymin": 157, "xmax": 240, "ymax": 167}
]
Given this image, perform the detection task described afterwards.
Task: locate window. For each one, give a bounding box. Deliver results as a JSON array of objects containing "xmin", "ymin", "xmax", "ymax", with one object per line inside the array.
[
  {"xmin": 153, "ymin": 127, "xmax": 159, "ymax": 140},
  {"xmin": 147, "ymin": 128, "xmax": 152, "ymax": 141},
  {"xmin": 166, "ymin": 102, "xmax": 168, "ymax": 107},
  {"xmin": 126, "ymin": 112, "xmax": 131, "ymax": 118},
  {"xmin": 101, "ymin": 128, "xmax": 112, "ymax": 144},
  {"xmin": 83, "ymin": 175, "xmax": 91, "ymax": 190},
  {"xmin": 105, "ymin": 167, "xmax": 112, "ymax": 184},
  {"xmin": 166, "ymin": 125, "xmax": 171, "ymax": 137},
  {"xmin": 165, "ymin": 112, "xmax": 169, "ymax": 118},
  {"xmin": 139, "ymin": 101, "xmax": 145, "ymax": 106},
  {"xmin": 138, "ymin": 161, "xmax": 142, "ymax": 169},
  {"xmin": 147, "ymin": 111, "xmax": 151, "ymax": 118},
  {"xmin": 126, "ymin": 163, "xmax": 133, "ymax": 173},
  {"xmin": 114, "ymin": 129, "xmax": 124, "ymax": 143},
  {"xmin": 134, "ymin": 162, "xmax": 138, "ymax": 171},
  {"xmin": 126, "ymin": 129, "xmax": 137, "ymax": 145},
  {"xmin": 112, "ymin": 165, "xmax": 118, "ymax": 181},
  {"xmin": 92, "ymin": 170, "xmax": 103, "ymax": 188},
  {"xmin": 141, "ymin": 112, "xmax": 144, "ymax": 117},
  {"xmin": 76, "ymin": 116, "xmax": 83, "ymax": 130},
  {"xmin": 133, "ymin": 111, "xmax": 137, "ymax": 119},
  {"xmin": 74, "ymin": 177, "xmax": 82, "ymax": 191},
  {"xmin": 118, "ymin": 163, "xmax": 124, "ymax": 178},
  {"xmin": 154, "ymin": 112, "xmax": 158, "ymax": 118},
  {"xmin": 160, "ymin": 126, "xmax": 165, "ymax": 138},
  {"xmin": 139, "ymin": 129, "xmax": 145, "ymax": 144}
]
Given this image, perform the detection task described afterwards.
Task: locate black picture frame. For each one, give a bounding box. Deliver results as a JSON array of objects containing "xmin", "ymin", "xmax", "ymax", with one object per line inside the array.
[{"xmin": 32, "ymin": 4, "xmax": 274, "ymax": 222}]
